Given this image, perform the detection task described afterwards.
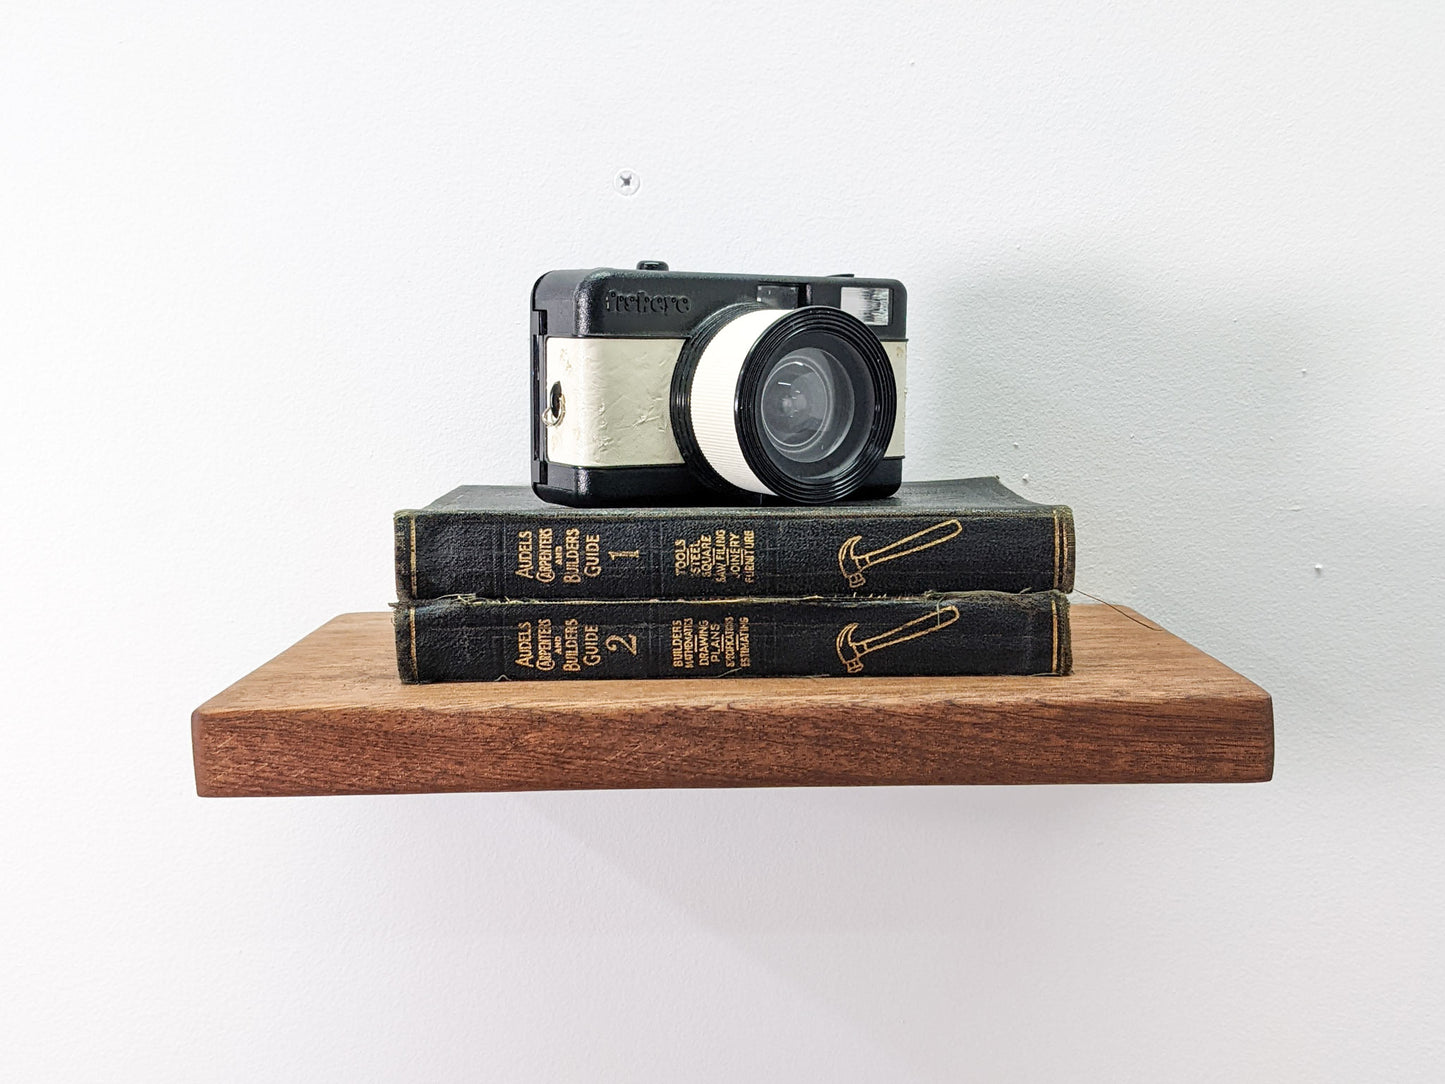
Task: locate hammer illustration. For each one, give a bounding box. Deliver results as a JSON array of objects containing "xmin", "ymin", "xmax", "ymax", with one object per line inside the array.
[
  {"xmin": 834, "ymin": 605, "xmax": 961, "ymax": 674},
  {"xmin": 837, "ymin": 518, "xmax": 963, "ymax": 588}
]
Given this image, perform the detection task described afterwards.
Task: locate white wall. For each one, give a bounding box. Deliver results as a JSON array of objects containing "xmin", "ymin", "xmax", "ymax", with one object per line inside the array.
[{"xmin": 4, "ymin": 2, "xmax": 1442, "ymax": 1079}]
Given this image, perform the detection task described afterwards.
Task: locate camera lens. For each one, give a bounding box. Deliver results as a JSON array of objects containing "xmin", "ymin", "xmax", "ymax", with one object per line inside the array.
[
  {"xmin": 758, "ymin": 348, "xmax": 854, "ymax": 463},
  {"xmin": 671, "ymin": 304, "xmax": 897, "ymax": 503}
]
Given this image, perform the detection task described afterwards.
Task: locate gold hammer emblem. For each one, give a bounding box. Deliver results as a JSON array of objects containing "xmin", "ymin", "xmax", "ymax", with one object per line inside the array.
[
  {"xmin": 837, "ymin": 518, "xmax": 963, "ymax": 588},
  {"xmin": 834, "ymin": 605, "xmax": 961, "ymax": 674}
]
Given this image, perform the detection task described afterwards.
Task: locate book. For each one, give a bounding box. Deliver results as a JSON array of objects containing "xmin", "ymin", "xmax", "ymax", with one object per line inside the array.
[
  {"xmin": 395, "ymin": 478, "xmax": 1074, "ymax": 601},
  {"xmin": 394, "ymin": 590, "xmax": 1070, "ymax": 683}
]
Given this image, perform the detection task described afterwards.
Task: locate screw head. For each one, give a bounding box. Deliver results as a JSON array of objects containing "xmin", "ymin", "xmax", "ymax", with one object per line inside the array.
[{"xmin": 614, "ymin": 169, "xmax": 641, "ymax": 196}]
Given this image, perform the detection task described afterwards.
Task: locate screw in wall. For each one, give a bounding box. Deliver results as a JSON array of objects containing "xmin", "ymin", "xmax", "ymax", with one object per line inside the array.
[{"xmin": 614, "ymin": 169, "xmax": 641, "ymax": 196}]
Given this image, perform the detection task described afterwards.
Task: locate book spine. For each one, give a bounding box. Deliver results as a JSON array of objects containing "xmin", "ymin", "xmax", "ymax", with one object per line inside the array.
[
  {"xmin": 395, "ymin": 591, "xmax": 1070, "ymax": 683},
  {"xmin": 396, "ymin": 506, "xmax": 1074, "ymax": 600}
]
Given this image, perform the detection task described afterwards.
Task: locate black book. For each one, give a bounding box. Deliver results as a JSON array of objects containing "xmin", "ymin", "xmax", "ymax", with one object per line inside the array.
[
  {"xmin": 395, "ymin": 590, "xmax": 1070, "ymax": 683},
  {"xmin": 395, "ymin": 478, "xmax": 1073, "ymax": 601}
]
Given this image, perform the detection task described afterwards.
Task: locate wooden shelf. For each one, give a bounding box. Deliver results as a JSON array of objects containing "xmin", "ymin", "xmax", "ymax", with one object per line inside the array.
[{"xmin": 192, "ymin": 605, "xmax": 1272, "ymax": 796}]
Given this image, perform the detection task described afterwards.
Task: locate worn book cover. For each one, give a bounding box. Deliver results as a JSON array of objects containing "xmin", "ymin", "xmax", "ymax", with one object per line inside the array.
[
  {"xmin": 395, "ymin": 478, "xmax": 1074, "ymax": 601},
  {"xmin": 395, "ymin": 589, "xmax": 1070, "ymax": 683}
]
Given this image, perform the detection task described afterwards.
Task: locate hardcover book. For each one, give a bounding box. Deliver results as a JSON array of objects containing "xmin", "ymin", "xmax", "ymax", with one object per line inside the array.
[
  {"xmin": 395, "ymin": 590, "xmax": 1070, "ymax": 683},
  {"xmin": 395, "ymin": 478, "xmax": 1073, "ymax": 601}
]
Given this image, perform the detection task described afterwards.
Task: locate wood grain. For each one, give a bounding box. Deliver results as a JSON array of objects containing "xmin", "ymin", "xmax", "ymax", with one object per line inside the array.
[{"xmin": 192, "ymin": 605, "xmax": 1273, "ymax": 796}]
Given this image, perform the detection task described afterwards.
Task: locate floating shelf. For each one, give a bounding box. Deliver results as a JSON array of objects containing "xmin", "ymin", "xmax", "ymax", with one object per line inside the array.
[{"xmin": 191, "ymin": 605, "xmax": 1272, "ymax": 796}]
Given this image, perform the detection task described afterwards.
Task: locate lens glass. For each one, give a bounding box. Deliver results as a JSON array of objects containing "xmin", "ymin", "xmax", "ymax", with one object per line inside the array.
[{"xmin": 758, "ymin": 348, "xmax": 855, "ymax": 464}]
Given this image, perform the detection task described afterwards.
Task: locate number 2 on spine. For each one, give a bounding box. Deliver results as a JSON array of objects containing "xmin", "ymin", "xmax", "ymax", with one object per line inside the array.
[{"xmin": 605, "ymin": 634, "xmax": 638, "ymax": 656}]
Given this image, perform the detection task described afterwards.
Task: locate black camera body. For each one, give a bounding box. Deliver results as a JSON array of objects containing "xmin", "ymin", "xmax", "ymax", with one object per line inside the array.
[{"xmin": 531, "ymin": 262, "xmax": 907, "ymax": 508}]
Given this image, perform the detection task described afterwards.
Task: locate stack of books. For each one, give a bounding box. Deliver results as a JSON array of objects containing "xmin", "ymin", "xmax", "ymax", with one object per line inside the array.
[{"xmin": 392, "ymin": 478, "xmax": 1074, "ymax": 682}]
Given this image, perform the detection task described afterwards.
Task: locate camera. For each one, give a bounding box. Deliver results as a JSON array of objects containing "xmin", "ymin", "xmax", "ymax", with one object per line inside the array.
[{"xmin": 531, "ymin": 261, "xmax": 906, "ymax": 507}]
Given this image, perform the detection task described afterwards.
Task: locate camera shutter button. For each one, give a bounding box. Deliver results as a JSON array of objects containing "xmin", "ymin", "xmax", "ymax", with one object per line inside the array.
[{"xmin": 636, "ymin": 260, "xmax": 669, "ymax": 271}]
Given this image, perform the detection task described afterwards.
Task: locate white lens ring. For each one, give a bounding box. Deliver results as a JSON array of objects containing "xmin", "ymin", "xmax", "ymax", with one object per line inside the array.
[{"xmin": 687, "ymin": 308, "xmax": 791, "ymax": 496}]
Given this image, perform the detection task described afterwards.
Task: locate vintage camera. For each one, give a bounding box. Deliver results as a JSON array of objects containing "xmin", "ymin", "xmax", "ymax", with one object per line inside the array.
[{"xmin": 531, "ymin": 261, "xmax": 906, "ymax": 506}]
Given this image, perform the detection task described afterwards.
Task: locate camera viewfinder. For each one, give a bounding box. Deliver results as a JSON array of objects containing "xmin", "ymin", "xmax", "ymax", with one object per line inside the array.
[{"xmin": 756, "ymin": 283, "xmax": 803, "ymax": 309}]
